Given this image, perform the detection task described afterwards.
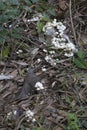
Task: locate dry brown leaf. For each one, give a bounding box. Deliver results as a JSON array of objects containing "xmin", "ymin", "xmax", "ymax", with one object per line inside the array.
[
  {"xmin": 59, "ymin": 0, "xmax": 68, "ymax": 11},
  {"xmin": 10, "ymin": 70, "xmax": 18, "ymax": 77},
  {"xmin": 80, "ymin": 33, "xmax": 87, "ymax": 45},
  {"xmin": 58, "ymin": 110, "xmax": 67, "ymax": 117}
]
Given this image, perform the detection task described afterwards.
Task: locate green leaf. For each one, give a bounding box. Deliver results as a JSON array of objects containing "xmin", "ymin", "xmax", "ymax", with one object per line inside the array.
[
  {"xmin": 11, "ymin": 27, "xmax": 24, "ymax": 39},
  {"xmin": 19, "ymin": 69, "xmax": 24, "ymax": 76},
  {"xmin": 42, "ymin": 14, "xmax": 51, "ymax": 22},
  {"xmin": 5, "ymin": 0, "xmax": 19, "ymax": 6},
  {"xmin": 73, "ymin": 57, "xmax": 87, "ymax": 69},
  {"xmin": 0, "ymin": 29, "xmax": 9, "ymax": 42},
  {"xmin": 0, "ymin": 26, "xmax": 3, "ymax": 31},
  {"xmin": 0, "ymin": 15, "xmax": 9, "ymax": 23},
  {"xmin": 77, "ymin": 50, "xmax": 86, "ymax": 59},
  {"xmin": 0, "ymin": 2, "xmax": 6, "ymax": 11},
  {"xmin": 47, "ymin": 8, "xmax": 57, "ymax": 16},
  {"xmin": 67, "ymin": 113, "xmax": 79, "ymax": 130},
  {"xmin": 81, "ymin": 120, "xmax": 87, "ymax": 128},
  {"xmin": 21, "ymin": 43, "xmax": 30, "ymax": 50},
  {"xmin": 0, "ymin": 29, "xmax": 8, "ymax": 36},
  {"xmin": 36, "ymin": 22, "xmax": 44, "ymax": 33},
  {"xmin": 0, "ymin": 36, "xmax": 5, "ymax": 44},
  {"xmin": 1, "ymin": 45, "xmax": 10, "ymax": 60},
  {"xmin": 5, "ymin": 9, "xmax": 19, "ymax": 18},
  {"xmin": 12, "ymin": 33, "xmax": 21, "ymax": 39}
]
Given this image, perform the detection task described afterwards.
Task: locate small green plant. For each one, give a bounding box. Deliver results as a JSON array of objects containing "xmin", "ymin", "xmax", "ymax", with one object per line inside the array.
[
  {"xmin": 67, "ymin": 113, "xmax": 79, "ymax": 130},
  {"xmin": 73, "ymin": 50, "xmax": 87, "ymax": 69},
  {"xmin": 36, "ymin": 21, "xmax": 44, "ymax": 33},
  {"xmin": 1, "ymin": 45, "xmax": 10, "ymax": 60},
  {"xmin": 19, "ymin": 69, "xmax": 24, "ymax": 76}
]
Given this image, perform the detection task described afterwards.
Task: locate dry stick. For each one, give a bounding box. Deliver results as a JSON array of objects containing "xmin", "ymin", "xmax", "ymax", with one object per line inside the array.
[
  {"xmin": 69, "ymin": 0, "xmax": 77, "ymax": 44},
  {"xmin": 14, "ymin": 115, "xmax": 25, "ymax": 130}
]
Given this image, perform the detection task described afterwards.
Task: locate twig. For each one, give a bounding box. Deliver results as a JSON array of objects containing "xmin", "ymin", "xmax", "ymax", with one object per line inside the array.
[
  {"xmin": 69, "ymin": 0, "xmax": 77, "ymax": 43},
  {"xmin": 9, "ymin": 10, "xmax": 25, "ymax": 29},
  {"xmin": 14, "ymin": 115, "xmax": 25, "ymax": 130}
]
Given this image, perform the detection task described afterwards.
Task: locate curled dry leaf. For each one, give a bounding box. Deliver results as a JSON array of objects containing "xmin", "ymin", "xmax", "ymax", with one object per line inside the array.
[{"xmin": 59, "ymin": 0, "xmax": 68, "ymax": 11}]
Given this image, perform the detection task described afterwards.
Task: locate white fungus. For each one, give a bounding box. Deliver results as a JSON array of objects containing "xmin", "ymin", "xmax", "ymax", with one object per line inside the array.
[
  {"xmin": 42, "ymin": 66, "xmax": 47, "ymax": 72},
  {"xmin": 43, "ymin": 49, "xmax": 47, "ymax": 53},
  {"xmin": 25, "ymin": 109, "xmax": 34, "ymax": 118},
  {"xmin": 45, "ymin": 55, "xmax": 56, "ymax": 66},
  {"xmin": 7, "ymin": 110, "xmax": 17, "ymax": 119},
  {"xmin": 16, "ymin": 49, "xmax": 23, "ymax": 54},
  {"xmin": 43, "ymin": 19, "xmax": 77, "ymax": 58},
  {"xmin": 37, "ymin": 58, "xmax": 41, "ymax": 63},
  {"xmin": 25, "ymin": 109, "xmax": 36, "ymax": 122},
  {"xmin": 35, "ymin": 82, "xmax": 44, "ymax": 90}
]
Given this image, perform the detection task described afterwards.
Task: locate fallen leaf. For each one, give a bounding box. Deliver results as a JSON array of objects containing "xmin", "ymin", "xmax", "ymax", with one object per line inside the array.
[
  {"xmin": 10, "ymin": 70, "xmax": 18, "ymax": 77},
  {"xmin": 11, "ymin": 60, "xmax": 28, "ymax": 67},
  {"xmin": 0, "ymin": 75, "xmax": 14, "ymax": 80},
  {"xmin": 59, "ymin": 0, "xmax": 68, "ymax": 11}
]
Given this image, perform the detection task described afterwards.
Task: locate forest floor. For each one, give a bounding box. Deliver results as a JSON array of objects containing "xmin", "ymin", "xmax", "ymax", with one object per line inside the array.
[{"xmin": 0, "ymin": 0, "xmax": 87, "ymax": 130}]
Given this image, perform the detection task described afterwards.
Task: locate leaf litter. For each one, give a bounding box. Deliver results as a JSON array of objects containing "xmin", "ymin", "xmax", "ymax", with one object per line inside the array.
[{"xmin": 0, "ymin": 0, "xmax": 87, "ymax": 130}]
